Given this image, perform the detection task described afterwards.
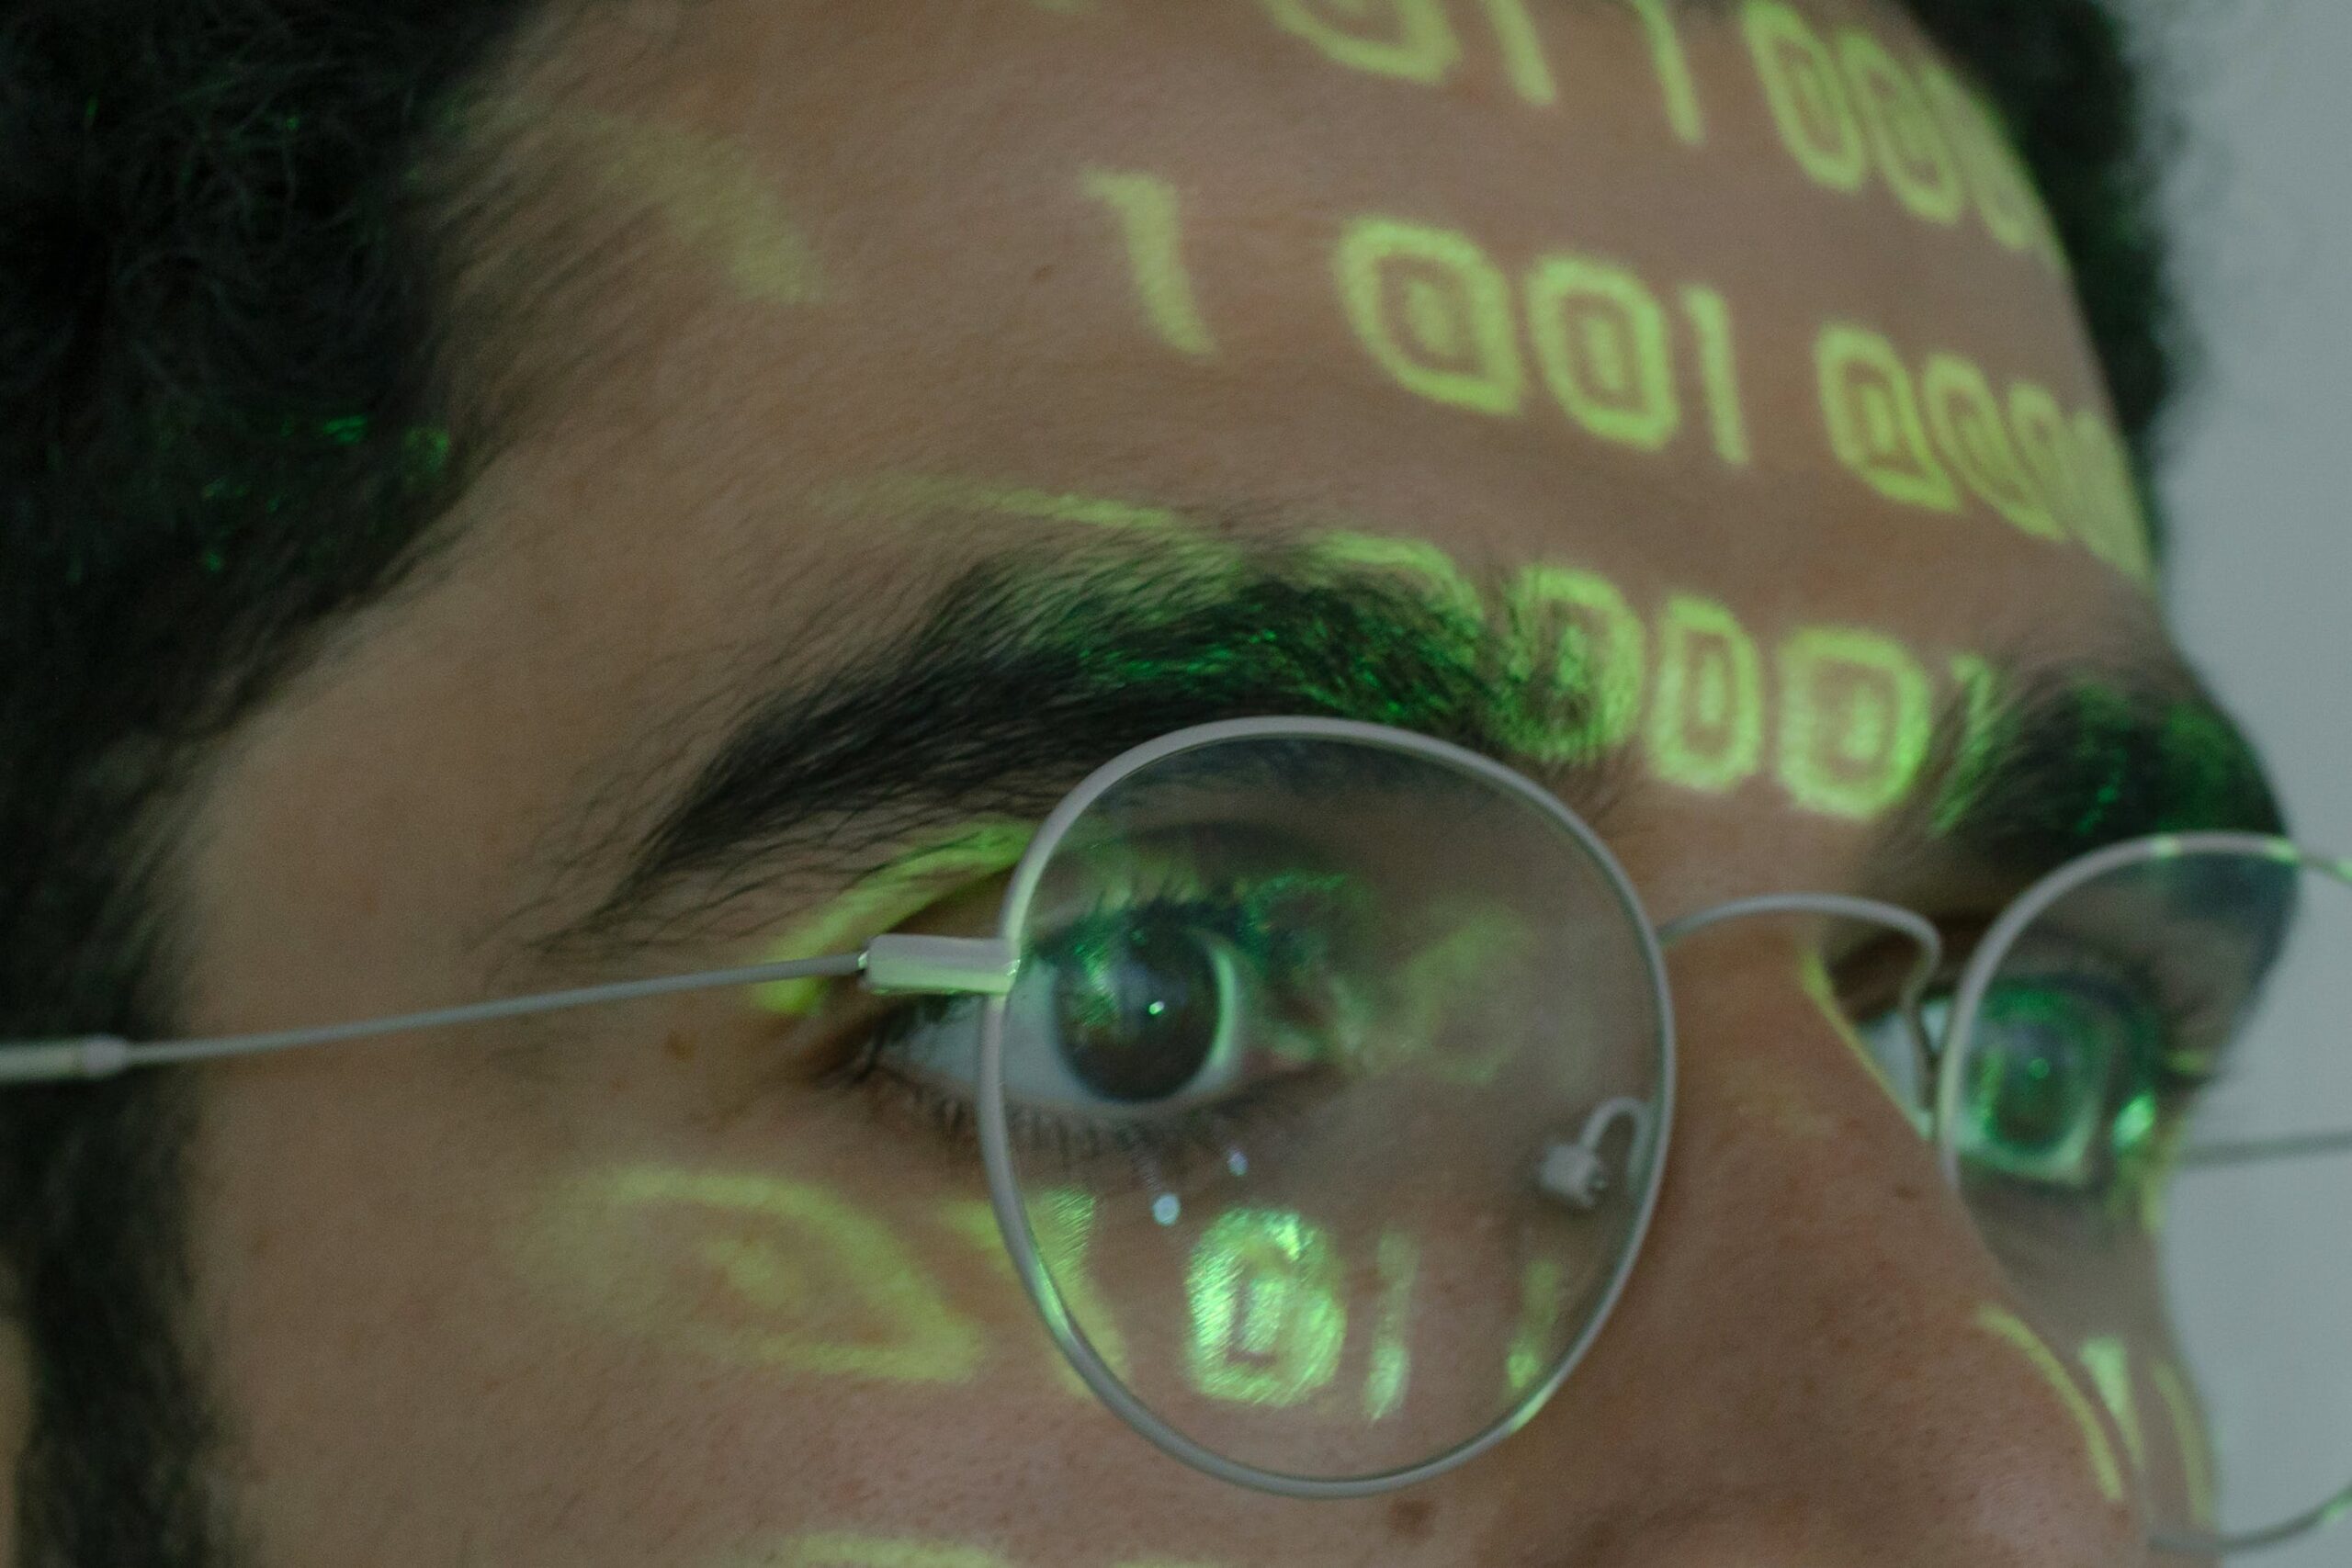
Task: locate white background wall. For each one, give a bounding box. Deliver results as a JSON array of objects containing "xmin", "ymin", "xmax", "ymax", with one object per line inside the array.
[{"xmin": 2128, "ymin": 5, "xmax": 2352, "ymax": 1560}]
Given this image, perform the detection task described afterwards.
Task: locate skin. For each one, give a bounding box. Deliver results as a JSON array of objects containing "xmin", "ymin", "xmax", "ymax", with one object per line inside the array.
[{"xmin": 0, "ymin": 0, "xmax": 2240, "ymax": 1562}]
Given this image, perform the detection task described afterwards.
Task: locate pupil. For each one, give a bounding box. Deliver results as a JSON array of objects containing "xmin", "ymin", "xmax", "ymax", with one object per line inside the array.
[
  {"xmin": 1972, "ymin": 985, "xmax": 2101, "ymax": 1155},
  {"xmin": 1052, "ymin": 914, "xmax": 1221, "ymax": 1102}
]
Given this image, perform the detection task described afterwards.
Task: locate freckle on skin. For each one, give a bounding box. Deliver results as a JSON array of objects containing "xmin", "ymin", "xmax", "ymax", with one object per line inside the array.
[
  {"xmin": 663, "ymin": 1029, "xmax": 695, "ymax": 1064},
  {"xmin": 1385, "ymin": 1496, "xmax": 1436, "ymax": 1542}
]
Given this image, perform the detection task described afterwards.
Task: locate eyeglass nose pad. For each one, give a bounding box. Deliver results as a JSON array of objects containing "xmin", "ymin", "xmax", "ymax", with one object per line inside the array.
[{"xmin": 1537, "ymin": 1097, "xmax": 1654, "ymax": 1210}]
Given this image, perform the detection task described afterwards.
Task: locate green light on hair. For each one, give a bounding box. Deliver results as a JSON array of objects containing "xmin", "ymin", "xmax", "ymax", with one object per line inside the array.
[
  {"xmin": 1363, "ymin": 1231, "xmax": 1419, "ymax": 1420},
  {"xmin": 1081, "ymin": 168, "xmax": 1218, "ymax": 358},
  {"xmin": 1261, "ymin": 0, "xmax": 1462, "ymax": 84},
  {"xmin": 1525, "ymin": 254, "xmax": 1681, "ymax": 452},
  {"xmin": 1306, "ymin": 530, "xmax": 1487, "ymax": 631},
  {"xmin": 1743, "ymin": 1, "xmax": 1869, "ymax": 193},
  {"xmin": 1335, "ymin": 217, "xmax": 1526, "ymax": 417},
  {"xmin": 1776, "ymin": 626, "xmax": 1933, "ymax": 819},
  {"xmin": 1922, "ymin": 354, "xmax": 2062, "ymax": 541},
  {"xmin": 1623, "ymin": 0, "xmax": 1705, "ymax": 144},
  {"xmin": 1186, "ymin": 1209, "xmax": 1347, "ymax": 1407},
  {"xmin": 2075, "ymin": 1336, "xmax": 2147, "ymax": 1476},
  {"xmin": 1817, "ymin": 324, "xmax": 1962, "ymax": 513},
  {"xmin": 1645, "ymin": 594, "xmax": 1764, "ymax": 795},
  {"xmin": 1504, "ymin": 1257, "xmax": 1566, "ymax": 1397},
  {"xmin": 1929, "ymin": 655, "xmax": 2000, "ymax": 838},
  {"xmin": 1502, "ymin": 564, "xmax": 1645, "ymax": 765},
  {"xmin": 1837, "ymin": 28, "xmax": 1966, "ymax": 226}
]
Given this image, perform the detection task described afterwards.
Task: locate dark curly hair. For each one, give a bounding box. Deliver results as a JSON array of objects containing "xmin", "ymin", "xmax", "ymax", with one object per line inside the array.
[{"xmin": 0, "ymin": 0, "xmax": 2187, "ymax": 1557}]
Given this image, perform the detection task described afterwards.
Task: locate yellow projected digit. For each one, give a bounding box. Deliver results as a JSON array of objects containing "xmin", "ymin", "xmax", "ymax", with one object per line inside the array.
[
  {"xmin": 1335, "ymin": 217, "xmax": 1527, "ymax": 416},
  {"xmin": 1187, "ymin": 1209, "xmax": 1348, "ymax": 1406},
  {"xmin": 1922, "ymin": 352, "xmax": 2062, "ymax": 542},
  {"xmin": 1919, "ymin": 61, "xmax": 2064, "ymax": 269},
  {"xmin": 1743, "ymin": 1, "xmax": 1869, "ymax": 193},
  {"xmin": 1775, "ymin": 626, "xmax": 1934, "ymax": 820},
  {"xmin": 1475, "ymin": 0, "xmax": 1558, "ymax": 105},
  {"xmin": 1817, "ymin": 324, "xmax": 1962, "ymax": 513},
  {"xmin": 1838, "ymin": 28, "xmax": 1965, "ymax": 226},
  {"xmin": 2067, "ymin": 412, "xmax": 2156, "ymax": 586},
  {"xmin": 1623, "ymin": 0, "xmax": 1705, "ymax": 144},
  {"xmin": 1081, "ymin": 168, "xmax": 1218, "ymax": 357},
  {"xmin": 1525, "ymin": 254, "xmax": 1683, "ymax": 452},
  {"xmin": 1680, "ymin": 286, "xmax": 1751, "ymax": 466},
  {"xmin": 1261, "ymin": 0, "xmax": 1463, "ymax": 84},
  {"xmin": 1645, "ymin": 594, "xmax": 1766, "ymax": 795},
  {"xmin": 938, "ymin": 1192, "xmax": 1133, "ymax": 1393},
  {"xmin": 2007, "ymin": 381, "xmax": 2095, "ymax": 549}
]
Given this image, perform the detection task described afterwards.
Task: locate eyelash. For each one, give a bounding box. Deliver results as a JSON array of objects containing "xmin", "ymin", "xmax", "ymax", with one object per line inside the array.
[{"xmin": 820, "ymin": 874, "xmax": 1351, "ymax": 1187}]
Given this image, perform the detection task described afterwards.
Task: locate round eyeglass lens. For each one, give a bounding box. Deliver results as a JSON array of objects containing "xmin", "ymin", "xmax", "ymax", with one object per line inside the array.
[
  {"xmin": 1940, "ymin": 840, "xmax": 2352, "ymax": 1554},
  {"xmin": 978, "ymin": 725, "xmax": 1671, "ymax": 1487}
]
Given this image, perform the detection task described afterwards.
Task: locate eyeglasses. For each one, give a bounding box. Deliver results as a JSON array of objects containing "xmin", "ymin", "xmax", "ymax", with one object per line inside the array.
[{"xmin": 8, "ymin": 716, "xmax": 2349, "ymax": 1555}]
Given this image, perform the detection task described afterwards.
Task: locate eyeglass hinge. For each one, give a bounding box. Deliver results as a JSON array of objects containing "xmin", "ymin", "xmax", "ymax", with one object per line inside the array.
[{"xmin": 862, "ymin": 935, "xmax": 1019, "ymax": 998}]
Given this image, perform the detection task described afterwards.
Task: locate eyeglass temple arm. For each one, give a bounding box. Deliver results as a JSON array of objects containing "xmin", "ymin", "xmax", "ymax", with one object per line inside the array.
[{"xmin": 0, "ymin": 934, "xmax": 1020, "ymax": 1086}]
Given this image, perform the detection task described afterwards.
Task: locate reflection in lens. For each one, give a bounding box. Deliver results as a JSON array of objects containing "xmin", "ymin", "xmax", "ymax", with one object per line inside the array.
[
  {"xmin": 1945, "ymin": 841, "xmax": 2352, "ymax": 1551},
  {"xmin": 981, "ymin": 727, "xmax": 1671, "ymax": 1486}
]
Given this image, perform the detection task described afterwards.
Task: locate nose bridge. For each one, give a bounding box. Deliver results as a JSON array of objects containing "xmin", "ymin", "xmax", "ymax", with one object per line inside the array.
[{"xmin": 1473, "ymin": 923, "xmax": 2148, "ymax": 1565}]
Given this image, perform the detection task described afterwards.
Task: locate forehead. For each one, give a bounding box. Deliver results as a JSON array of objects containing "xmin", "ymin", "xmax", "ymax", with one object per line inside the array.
[{"xmin": 183, "ymin": 0, "xmax": 2170, "ymax": 1021}]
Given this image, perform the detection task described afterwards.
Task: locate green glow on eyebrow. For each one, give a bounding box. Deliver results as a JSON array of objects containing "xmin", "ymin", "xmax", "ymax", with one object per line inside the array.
[
  {"xmin": 544, "ymin": 103, "xmax": 830, "ymax": 308},
  {"xmin": 2150, "ymin": 1359, "xmax": 2218, "ymax": 1529},
  {"xmin": 1838, "ymin": 27, "xmax": 1967, "ymax": 227},
  {"xmin": 1304, "ymin": 528, "xmax": 1487, "ymax": 636},
  {"xmin": 1261, "ymin": 0, "xmax": 1463, "ymax": 84},
  {"xmin": 1744, "ymin": 1, "xmax": 1870, "ymax": 193},
  {"xmin": 1928, "ymin": 652, "xmax": 2004, "ymax": 838},
  {"xmin": 938, "ymin": 1190, "xmax": 1132, "ymax": 1393},
  {"xmin": 1973, "ymin": 1304, "xmax": 2127, "ymax": 1504},
  {"xmin": 1525, "ymin": 254, "xmax": 1682, "ymax": 453},
  {"xmin": 1645, "ymin": 594, "xmax": 1765, "ymax": 795},
  {"xmin": 1363, "ymin": 1230, "xmax": 1419, "ymax": 1420},
  {"xmin": 1680, "ymin": 286, "xmax": 1751, "ymax": 466},
  {"xmin": 751, "ymin": 823, "xmax": 1035, "ymax": 1015},
  {"xmin": 1503, "ymin": 564, "xmax": 1647, "ymax": 765},
  {"xmin": 1474, "ymin": 0, "xmax": 1558, "ymax": 106},
  {"xmin": 1922, "ymin": 355, "xmax": 2063, "ymax": 542},
  {"xmin": 1081, "ymin": 168, "xmax": 1219, "ymax": 358},
  {"xmin": 1623, "ymin": 0, "xmax": 1705, "ymax": 144},
  {"xmin": 1186, "ymin": 1208, "xmax": 1347, "ymax": 1407},
  {"xmin": 2075, "ymin": 1336, "xmax": 2148, "ymax": 1478},
  {"xmin": 545, "ymin": 1167, "xmax": 985, "ymax": 1383},
  {"xmin": 1776, "ymin": 626, "xmax": 1934, "ymax": 820},
  {"xmin": 1817, "ymin": 324, "xmax": 1963, "ymax": 514},
  {"xmin": 1335, "ymin": 217, "xmax": 1527, "ymax": 417},
  {"xmin": 1503, "ymin": 1256, "xmax": 1566, "ymax": 1396}
]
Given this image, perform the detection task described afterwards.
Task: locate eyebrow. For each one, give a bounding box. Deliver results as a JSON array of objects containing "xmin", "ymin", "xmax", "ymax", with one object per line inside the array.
[
  {"xmin": 510, "ymin": 534, "xmax": 2283, "ymax": 975},
  {"xmin": 513, "ymin": 531, "xmax": 1629, "ymax": 971}
]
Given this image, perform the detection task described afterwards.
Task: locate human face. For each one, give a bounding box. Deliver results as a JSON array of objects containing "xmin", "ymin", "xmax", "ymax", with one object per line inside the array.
[{"xmin": 131, "ymin": 0, "xmax": 2274, "ymax": 1563}]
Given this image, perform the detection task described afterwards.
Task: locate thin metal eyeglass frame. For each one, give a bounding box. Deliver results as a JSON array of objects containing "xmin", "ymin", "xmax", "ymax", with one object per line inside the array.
[{"xmin": 0, "ymin": 717, "xmax": 2343, "ymax": 1551}]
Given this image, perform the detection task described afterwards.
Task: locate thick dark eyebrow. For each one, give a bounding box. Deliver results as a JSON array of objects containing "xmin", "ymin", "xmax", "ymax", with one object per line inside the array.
[
  {"xmin": 513, "ymin": 533, "xmax": 1631, "ymax": 971},
  {"xmin": 1879, "ymin": 653, "xmax": 2287, "ymax": 886}
]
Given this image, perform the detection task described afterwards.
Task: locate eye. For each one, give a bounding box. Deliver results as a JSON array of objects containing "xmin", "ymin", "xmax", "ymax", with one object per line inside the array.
[
  {"xmin": 1954, "ymin": 971, "xmax": 2168, "ymax": 1192},
  {"xmin": 1853, "ymin": 955, "xmax": 2199, "ymax": 1201},
  {"xmin": 852, "ymin": 846, "xmax": 1375, "ymax": 1166}
]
